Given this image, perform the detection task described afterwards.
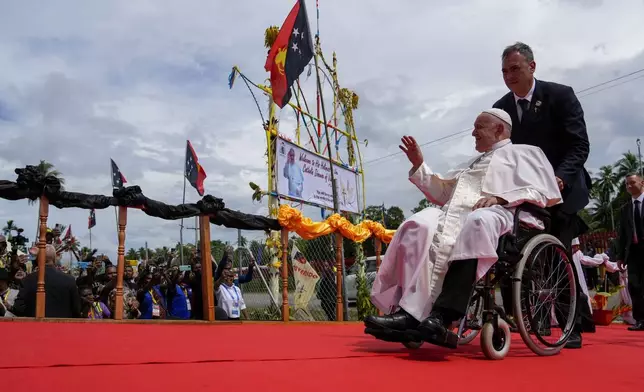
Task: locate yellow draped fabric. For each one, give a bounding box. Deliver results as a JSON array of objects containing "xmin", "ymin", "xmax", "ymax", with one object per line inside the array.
[{"xmin": 277, "ymin": 205, "xmax": 396, "ymax": 244}]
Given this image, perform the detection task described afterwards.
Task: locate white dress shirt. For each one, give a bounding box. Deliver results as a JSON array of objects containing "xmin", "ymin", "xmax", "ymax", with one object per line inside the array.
[{"xmin": 514, "ymin": 78, "xmax": 536, "ymax": 120}]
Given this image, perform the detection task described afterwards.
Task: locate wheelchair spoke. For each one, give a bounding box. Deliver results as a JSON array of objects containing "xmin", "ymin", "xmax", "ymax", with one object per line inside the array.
[{"xmin": 514, "ymin": 235, "xmax": 577, "ymax": 354}]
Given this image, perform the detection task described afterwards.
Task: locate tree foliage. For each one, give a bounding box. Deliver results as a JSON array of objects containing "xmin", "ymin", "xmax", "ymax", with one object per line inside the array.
[
  {"xmin": 586, "ymin": 151, "xmax": 641, "ymax": 233},
  {"xmin": 360, "ymin": 204, "xmax": 406, "ymax": 256}
]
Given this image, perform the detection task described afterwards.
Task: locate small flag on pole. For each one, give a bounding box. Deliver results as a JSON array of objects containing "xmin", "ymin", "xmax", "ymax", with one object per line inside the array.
[
  {"xmin": 185, "ymin": 140, "xmax": 207, "ymax": 196},
  {"xmin": 63, "ymin": 225, "xmax": 72, "ymax": 241},
  {"xmin": 88, "ymin": 209, "xmax": 96, "ymax": 229},
  {"xmin": 228, "ymin": 67, "xmax": 237, "ymax": 89},
  {"xmin": 110, "ymin": 159, "xmax": 127, "ymax": 189}
]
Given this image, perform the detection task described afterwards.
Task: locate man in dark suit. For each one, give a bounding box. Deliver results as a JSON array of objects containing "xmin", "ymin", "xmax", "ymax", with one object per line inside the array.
[
  {"xmin": 493, "ymin": 42, "xmax": 593, "ymax": 348},
  {"xmin": 616, "ymin": 174, "xmax": 644, "ymax": 331},
  {"xmin": 12, "ymin": 244, "xmax": 81, "ymax": 318}
]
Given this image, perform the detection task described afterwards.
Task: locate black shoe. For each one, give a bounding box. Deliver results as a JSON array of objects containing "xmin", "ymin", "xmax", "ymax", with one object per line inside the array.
[
  {"xmin": 417, "ymin": 311, "xmax": 459, "ymax": 349},
  {"xmin": 364, "ymin": 309, "xmax": 419, "ymax": 331},
  {"xmin": 627, "ymin": 321, "xmax": 644, "ymax": 331},
  {"xmin": 564, "ymin": 331, "xmax": 582, "ymax": 349}
]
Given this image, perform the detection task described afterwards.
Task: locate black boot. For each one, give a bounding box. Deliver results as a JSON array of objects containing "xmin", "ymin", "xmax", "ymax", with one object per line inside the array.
[
  {"xmin": 564, "ymin": 331, "xmax": 582, "ymax": 349},
  {"xmin": 417, "ymin": 311, "xmax": 459, "ymax": 349},
  {"xmin": 628, "ymin": 321, "xmax": 644, "ymax": 331},
  {"xmin": 364, "ymin": 308, "xmax": 419, "ymax": 331}
]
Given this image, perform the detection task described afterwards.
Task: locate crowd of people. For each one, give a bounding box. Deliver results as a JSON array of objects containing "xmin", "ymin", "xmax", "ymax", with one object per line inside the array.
[{"xmin": 0, "ymin": 237, "xmax": 261, "ymax": 321}]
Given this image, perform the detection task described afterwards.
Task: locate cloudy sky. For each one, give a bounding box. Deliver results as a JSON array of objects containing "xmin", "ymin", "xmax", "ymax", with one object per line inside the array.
[{"xmin": 1, "ymin": 0, "xmax": 643, "ymax": 259}]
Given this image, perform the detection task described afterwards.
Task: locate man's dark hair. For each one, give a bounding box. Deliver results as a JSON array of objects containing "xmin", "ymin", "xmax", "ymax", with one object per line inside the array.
[
  {"xmin": 626, "ymin": 172, "xmax": 642, "ymax": 179},
  {"xmin": 502, "ymin": 42, "xmax": 534, "ymax": 63}
]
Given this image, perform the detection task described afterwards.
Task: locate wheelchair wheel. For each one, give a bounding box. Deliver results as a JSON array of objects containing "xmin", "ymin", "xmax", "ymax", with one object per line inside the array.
[
  {"xmin": 402, "ymin": 341, "xmax": 423, "ymax": 350},
  {"xmin": 512, "ymin": 234, "xmax": 577, "ymax": 356},
  {"xmin": 480, "ymin": 319, "xmax": 511, "ymax": 360}
]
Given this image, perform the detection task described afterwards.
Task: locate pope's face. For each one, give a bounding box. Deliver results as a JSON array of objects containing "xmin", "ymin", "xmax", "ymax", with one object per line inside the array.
[
  {"xmin": 502, "ymin": 51, "xmax": 535, "ymax": 96},
  {"xmin": 472, "ymin": 114, "xmax": 502, "ymax": 153},
  {"xmin": 287, "ymin": 149, "xmax": 295, "ymax": 163}
]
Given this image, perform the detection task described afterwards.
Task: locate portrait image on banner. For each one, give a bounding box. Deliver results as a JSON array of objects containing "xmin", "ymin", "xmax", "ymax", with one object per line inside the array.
[{"xmin": 276, "ymin": 138, "xmax": 360, "ymax": 213}]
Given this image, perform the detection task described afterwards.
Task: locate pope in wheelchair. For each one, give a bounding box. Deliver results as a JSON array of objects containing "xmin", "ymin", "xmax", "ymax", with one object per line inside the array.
[{"xmin": 365, "ymin": 109, "xmax": 578, "ymax": 359}]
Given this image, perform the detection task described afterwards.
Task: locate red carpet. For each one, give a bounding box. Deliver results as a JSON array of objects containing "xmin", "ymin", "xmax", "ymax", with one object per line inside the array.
[{"xmin": 2, "ymin": 321, "xmax": 643, "ymax": 391}]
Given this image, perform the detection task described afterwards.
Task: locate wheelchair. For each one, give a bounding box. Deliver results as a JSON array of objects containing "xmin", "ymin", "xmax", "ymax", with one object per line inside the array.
[{"xmin": 365, "ymin": 203, "xmax": 579, "ymax": 360}]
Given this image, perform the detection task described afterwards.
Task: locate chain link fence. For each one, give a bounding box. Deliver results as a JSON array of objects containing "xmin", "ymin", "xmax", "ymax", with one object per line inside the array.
[
  {"xmin": 209, "ymin": 227, "xmax": 382, "ymax": 322},
  {"xmin": 286, "ymin": 233, "xmax": 338, "ymax": 321},
  {"xmin": 230, "ymin": 231, "xmax": 282, "ymax": 321}
]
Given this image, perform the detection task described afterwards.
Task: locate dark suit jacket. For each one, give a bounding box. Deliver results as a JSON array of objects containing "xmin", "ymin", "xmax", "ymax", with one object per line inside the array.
[
  {"xmin": 617, "ymin": 201, "xmax": 638, "ymax": 264},
  {"xmin": 493, "ymin": 79, "xmax": 591, "ymax": 214},
  {"xmin": 12, "ymin": 265, "xmax": 81, "ymax": 318}
]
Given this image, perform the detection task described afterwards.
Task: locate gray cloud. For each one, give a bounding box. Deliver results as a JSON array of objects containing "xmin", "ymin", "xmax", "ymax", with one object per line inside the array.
[{"xmin": 1, "ymin": 0, "xmax": 643, "ymax": 258}]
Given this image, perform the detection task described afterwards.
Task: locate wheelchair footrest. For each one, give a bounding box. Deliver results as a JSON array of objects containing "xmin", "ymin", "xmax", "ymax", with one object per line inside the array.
[{"xmin": 365, "ymin": 327, "xmax": 423, "ymax": 343}]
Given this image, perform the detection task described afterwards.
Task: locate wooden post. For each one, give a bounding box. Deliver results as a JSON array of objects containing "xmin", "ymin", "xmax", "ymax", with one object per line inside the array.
[
  {"xmin": 334, "ymin": 232, "xmax": 343, "ymax": 321},
  {"xmin": 199, "ymin": 215, "xmax": 214, "ymax": 321},
  {"xmin": 35, "ymin": 195, "xmax": 50, "ymax": 319},
  {"xmin": 375, "ymin": 238, "xmax": 383, "ymax": 316},
  {"xmin": 280, "ymin": 228, "xmax": 289, "ymax": 322},
  {"xmin": 114, "ymin": 206, "xmax": 127, "ymax": 320}
]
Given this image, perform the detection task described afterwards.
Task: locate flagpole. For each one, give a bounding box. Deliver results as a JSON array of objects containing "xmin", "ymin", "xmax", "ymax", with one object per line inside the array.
[
  {"xmin": 180, "ymin": 141, "xmax": 187, "ymax": 266},
  {"xmin": 312, "ymin": 31, "xmax": 348, "ymax": 320},
  {"xmin": 89, "ymin": 227, "xmax": 92, "ymax": 249}
]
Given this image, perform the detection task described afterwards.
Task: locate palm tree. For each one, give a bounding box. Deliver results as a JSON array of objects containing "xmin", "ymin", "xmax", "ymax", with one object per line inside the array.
[
  {"xmin": 65, "ymin": 237, "xmax": 82, "ymax": 262},
  {"xmin": 28, "ymin": 160, "xmax": 66, "ymax": 206},
  {"xmin": 2, "ymin": 220, "xmax": 18, "ymax": 238},
  {"xmin": 126, "ymin": 248, "xmax": 139, "ymax": 260},
  {"xmin": 614, "ymin": 152, "xmax": 640, "ymax": 183},
  {"xmin": 612, "ymin": 152, "xmax": 639, "ymax": 208},
  {"xmin": 138, "ymin": 247, "xmax": 148, "ymax": 261},
  {"xmin": 154, "ymin": 246, "xmax": 171, "ymax": 263},
  {"xmin": 29, "ymin": 161, "xmax": 66, "ymax": 240},
  {"xmin": 590, "ymin": 165, "xmax": 618, "ymax": 230},
  {"xmin": 592, "ymin": 165, "xmax": 618, "ymax": 200}
]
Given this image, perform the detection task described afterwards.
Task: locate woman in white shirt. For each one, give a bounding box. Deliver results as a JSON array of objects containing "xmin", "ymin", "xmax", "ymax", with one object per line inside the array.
[{"xmin": 215, "ymin": 262, "xmax": 247, "ymax": 320}]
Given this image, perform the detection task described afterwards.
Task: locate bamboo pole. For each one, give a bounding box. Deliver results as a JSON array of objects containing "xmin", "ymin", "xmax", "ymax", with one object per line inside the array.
[
  {"xmin": 335, "ymin": 232, "xmax": 343, "ymax": 321},
  {"xmin": 35, "ymin": 196, "xmax": 50, "ymax": 319},
  {"xmin": 280, "ymin": 228, "xmax": 289, "ymax": 322},
  {"xmin": 234, "ymin": 70, "xmax": 355, "ymax": 141},
  {"xmin": 114, "ymin": 206, "xmax": 127, "ymax": 320},
  {"xmin": 199, "ymin": 215, "xmax": 214, "ymax": 321}
]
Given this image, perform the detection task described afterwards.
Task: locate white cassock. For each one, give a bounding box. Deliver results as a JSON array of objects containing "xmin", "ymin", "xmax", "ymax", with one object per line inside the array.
[
  {"xmin": 371, "ymin": 139, "xmax": 562, "ymax": 321},
  {"xmin": 283, "ymin": 163, "xmax": 304, "ymax": 198}
]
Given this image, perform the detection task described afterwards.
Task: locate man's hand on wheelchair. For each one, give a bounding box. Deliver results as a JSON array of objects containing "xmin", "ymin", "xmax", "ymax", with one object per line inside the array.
[
  {"xmin": 556, "ymin": 177, "xmax": 564, "ymax": 191},
  {"xmin": 473, "ymin": 196, "xmax": 507, "ymax": 210}
]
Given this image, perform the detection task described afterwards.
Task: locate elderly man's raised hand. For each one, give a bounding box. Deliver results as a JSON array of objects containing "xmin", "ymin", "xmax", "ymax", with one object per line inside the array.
[{"xmin": 399, "ymin": 136, "xmax": 424, "ymax": 169}]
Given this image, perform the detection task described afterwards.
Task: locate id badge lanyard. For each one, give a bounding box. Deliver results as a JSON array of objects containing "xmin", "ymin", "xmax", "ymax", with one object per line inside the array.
[{"xmin": 223, "ymin": 285, "xmax": 239, "ymax": 307}]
